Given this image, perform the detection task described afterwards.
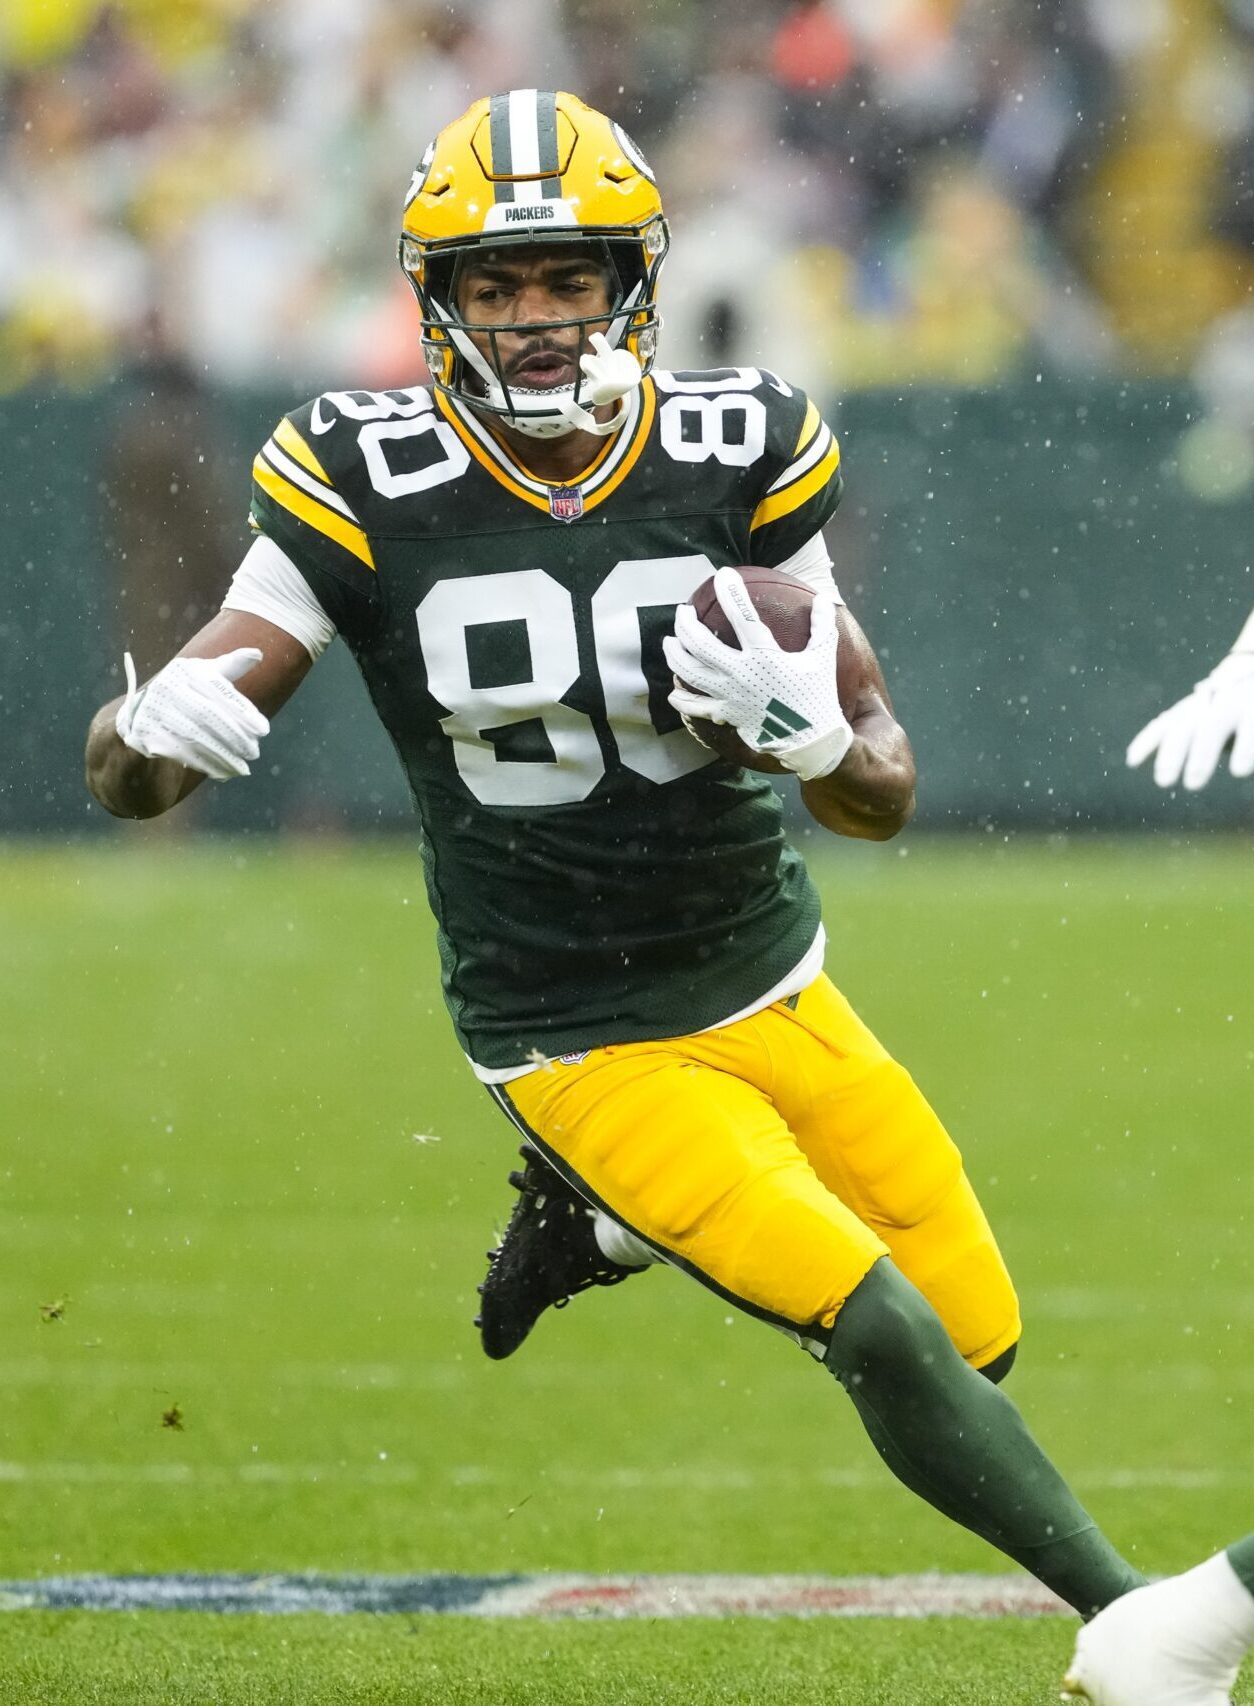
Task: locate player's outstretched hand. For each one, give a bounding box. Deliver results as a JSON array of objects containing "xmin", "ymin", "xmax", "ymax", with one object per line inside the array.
[
  {"xmin": 1126, "ymin": 651, "xmax": 1254, "ymax": 790},
  {"xmin": 664, "ymin": 567, "xmax": 854, "ymax": 781},
  {"xmin": 115, "ymin": 648, "xmax": 270, "ymax": 780}
]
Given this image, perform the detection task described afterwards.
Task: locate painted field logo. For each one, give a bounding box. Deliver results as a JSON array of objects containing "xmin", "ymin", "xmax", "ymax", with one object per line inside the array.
[
  {"xmin": 0, "ymin": 1570, "xmax": 1071, "ymax": 1618},
  {"xmin": 548, "ymin": 486, "xmax": 584, "ymax": 523}
]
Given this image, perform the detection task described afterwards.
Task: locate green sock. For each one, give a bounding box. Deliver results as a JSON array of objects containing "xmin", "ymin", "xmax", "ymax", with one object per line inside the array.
[
  {"xmin": 825, "ymin": 1260, "xmax": 1144, "ymax": 1617},
  {"xmin": 1227, "ymin": 1533, "xmax": 1254, "ymax": 1597}
]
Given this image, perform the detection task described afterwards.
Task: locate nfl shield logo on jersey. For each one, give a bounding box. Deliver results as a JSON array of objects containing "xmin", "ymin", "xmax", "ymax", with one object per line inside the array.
[{"xmin": 548, "ymin": 485, "xmax": 584, "ymax": 523}]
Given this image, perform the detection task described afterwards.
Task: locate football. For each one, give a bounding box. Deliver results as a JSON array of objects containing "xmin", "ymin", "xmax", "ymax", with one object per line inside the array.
[{"xmin": 681, "ymin": 565, "xmax": 838, "ymax": 773}]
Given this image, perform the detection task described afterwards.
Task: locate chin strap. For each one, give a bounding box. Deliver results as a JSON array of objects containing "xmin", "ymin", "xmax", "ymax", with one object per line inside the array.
[{"xmin": 556, "ymin": 333, "xmax": 643, "ymax": 437}]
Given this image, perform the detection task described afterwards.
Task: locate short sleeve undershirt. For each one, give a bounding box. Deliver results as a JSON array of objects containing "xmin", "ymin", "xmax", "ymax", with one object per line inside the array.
[{"xmin": 222, "ymin": 534, "xmax": 339, "ymax": 660}]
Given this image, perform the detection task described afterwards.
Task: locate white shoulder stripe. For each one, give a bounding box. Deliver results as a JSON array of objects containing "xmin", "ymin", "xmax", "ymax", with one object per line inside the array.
[
  {"xmin": 262, "ymin": 439, "xmax": 358, "ymax": 521},
  {"xmin": 767, "ymin": 422, "xmax": 832, "ymax": 494}
]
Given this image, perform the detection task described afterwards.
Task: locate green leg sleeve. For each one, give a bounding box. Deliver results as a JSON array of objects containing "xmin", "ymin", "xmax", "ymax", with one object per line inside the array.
[
  {"xmin": 1227, "ymin": 1533, "xmax": 1254, "ymax": 1597},
  {"xmin": 825, "ymin": 1259, "xmax": 1144, "ymax": 1617}
]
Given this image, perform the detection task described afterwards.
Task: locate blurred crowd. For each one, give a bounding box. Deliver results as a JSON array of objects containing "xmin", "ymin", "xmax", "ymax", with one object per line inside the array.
[{"xmin": 2, "ymin": 0, "xmax": 1253, "ymax": 398}]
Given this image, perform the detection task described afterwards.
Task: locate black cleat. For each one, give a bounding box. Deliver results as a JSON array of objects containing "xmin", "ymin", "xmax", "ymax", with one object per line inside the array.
[{"xmin": 477, "ymin": 1144, "xmax": 646, "ymax": 1360}]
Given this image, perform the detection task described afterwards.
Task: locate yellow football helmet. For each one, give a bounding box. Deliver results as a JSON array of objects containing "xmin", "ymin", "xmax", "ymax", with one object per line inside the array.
[{"xmin": 398, "ymin": 89, "xmax": 668, "ymax": 439}]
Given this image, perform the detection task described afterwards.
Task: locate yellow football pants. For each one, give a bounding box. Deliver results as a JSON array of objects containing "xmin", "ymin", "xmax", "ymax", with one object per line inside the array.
[{"xmin": 499, "ymin": 973, "xmax": 1020, "ymax": 1366}]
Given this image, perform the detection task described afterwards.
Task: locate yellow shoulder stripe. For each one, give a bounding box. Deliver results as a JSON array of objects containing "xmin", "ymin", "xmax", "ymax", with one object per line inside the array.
[
  {"xmin": 252, "ymin": 456, "xmax": 376, "ymax": 570},
  {"xmin": 792, "ymin": 398, "xmax": 821, "ymax": 456},
  {"xmin": 274, "ymin": 416, "xmax": 333, "ymax": 485},
  {"xmin": 750, "ymin": 437, "xmax": 841, "ymax": 533}
]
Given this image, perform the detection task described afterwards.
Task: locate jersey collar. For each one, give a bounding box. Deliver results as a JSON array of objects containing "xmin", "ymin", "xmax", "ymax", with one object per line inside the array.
[{"xmin": 435, "ymin": 378, "xmax": 656, "ymax": 518}]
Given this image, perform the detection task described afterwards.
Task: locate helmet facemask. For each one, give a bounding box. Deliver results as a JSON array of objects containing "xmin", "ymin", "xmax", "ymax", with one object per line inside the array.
[{"xmin": 400, "ymin": 223, "xmax": 667, "ymax": 440}]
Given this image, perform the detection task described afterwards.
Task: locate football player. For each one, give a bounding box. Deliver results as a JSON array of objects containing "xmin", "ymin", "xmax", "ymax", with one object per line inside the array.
[
  {"xmin": 1076, "ymin": 618, "xmax": 1254, "ymax": 1696},
  {"xmin": 1062, "ymin": 1534, "xmax": 1254, "ymax": 1704},
  {"xmin": 1127, "ymin": 608, "xmax": 1254, "ymax": 789},
  {"xmin": 86, "ymin": 90, "xmax": 1145, "ymax": 1620}
]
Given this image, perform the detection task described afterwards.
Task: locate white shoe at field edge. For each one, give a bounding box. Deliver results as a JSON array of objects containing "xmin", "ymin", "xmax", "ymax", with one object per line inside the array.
[{"xmin": 1061, "ymin": 1576, "xmax": 1241, "ymax": 1706}]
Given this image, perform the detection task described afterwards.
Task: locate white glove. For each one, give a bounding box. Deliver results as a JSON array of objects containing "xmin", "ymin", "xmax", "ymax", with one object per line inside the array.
[
  {"xmin": 1126, "ymin": 650, "xmax": 1254, "ymax": 790},
  {"xmin": 115, "ymin": 648, "xmax": 270, "ymax": 780},
  {"xmin": 558, "ymin": 332, "xmax": 643, "ymax": 436},
  {"xmin": 663, "ymin": 567, "xmax": 854, "ymax": 782}
]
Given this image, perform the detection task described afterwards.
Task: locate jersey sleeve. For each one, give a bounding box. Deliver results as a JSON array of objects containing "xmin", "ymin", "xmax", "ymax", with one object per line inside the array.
[
  {"xmin": 748, "ymin": 386, "xmax": 843, "ymax": 568},
  {"xmin": 248, "ymin": 402, "xmax": 380, "ymax": 642}
]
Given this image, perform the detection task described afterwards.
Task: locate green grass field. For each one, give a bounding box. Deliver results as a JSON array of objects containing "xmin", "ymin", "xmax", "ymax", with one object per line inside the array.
[{"xmin": 2, "ymin": 835, "xmax": 1251, "ymax": 1703}]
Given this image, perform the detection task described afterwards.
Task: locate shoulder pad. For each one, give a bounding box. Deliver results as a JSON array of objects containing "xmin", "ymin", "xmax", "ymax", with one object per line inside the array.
[
  {"xmin": 251, "ymin": 397, "xmax": 384, "ymax": 577},
  {"xmin": 296, "ymin": 385, "xmax": 440, "ymax": 501},
  {"xmin": 301, "ymin": 385, "xmax": 435, "ymax": 442},
  {"xmin": 650, "ymin": 366, "xmax": 817, "ymax": 471},
  {"xmin": 252, "ymin": 384, "xmax": 453, "ymax": 576},
  {"xmin": 652, "ymin": 365, "xmax": 796, "ymax": 399},
  {"xmin": 747, "ymin": 378, "xmax": 843, "ymax": 564}
]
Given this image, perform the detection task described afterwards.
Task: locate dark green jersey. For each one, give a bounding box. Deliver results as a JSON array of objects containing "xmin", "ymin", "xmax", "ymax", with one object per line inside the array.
[{"xmin": 249, "ymin": 367, "xmax": 844, "ymax": 1074}]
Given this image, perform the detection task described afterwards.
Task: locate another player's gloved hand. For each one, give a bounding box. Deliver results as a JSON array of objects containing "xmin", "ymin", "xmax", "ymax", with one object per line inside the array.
[
  {"xmin": 115, "ymin": 648, "xmax": 270, "ymax": 780},
  {"xmin": 1126, "ymin": 650, "xmax": 1254, "ymax": 790},
  {"xmin": 664, "ymin": 567, "xmax": 854, "ymax": 781}
]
